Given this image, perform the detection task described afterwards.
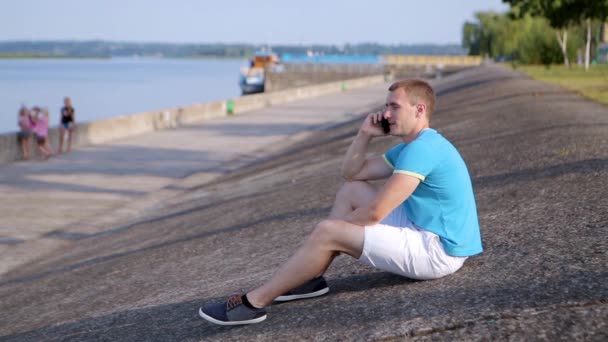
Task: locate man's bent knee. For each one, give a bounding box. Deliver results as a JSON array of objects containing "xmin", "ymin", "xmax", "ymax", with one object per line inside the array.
[
  {"xmin": 308, "ymin": 220, "xmax": 337, "ymax": 246},
  {"xmin": 308, "ymin": 220, "xmax": 365, "ymax": 258}
]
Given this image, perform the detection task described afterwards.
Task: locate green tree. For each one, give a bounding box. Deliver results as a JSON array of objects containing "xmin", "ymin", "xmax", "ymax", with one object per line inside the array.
[
  {"xmin": 462, "ymin": 11, "xmax": 568, "ymax": 65},
  {"xmin": 462, "ymin": 22, "xmax": 481, "ymax": 55},
  {"xmin": 574, "ymin": 1, "xmax": 608, "ymax": 69},
  {"xmin": 504, "ymin": 0, "xmax": 608, "ymax": 70},
  {"xmin": 504, "ymin": 0, "xmax": 574, "ymax": 66},
  {"xmin": 462, "ymin": 12, "xmax": 516, "ymax": 58},
  {"xmin": 516, "ymin": 16, "xmax": 566, "ymax": 65}
]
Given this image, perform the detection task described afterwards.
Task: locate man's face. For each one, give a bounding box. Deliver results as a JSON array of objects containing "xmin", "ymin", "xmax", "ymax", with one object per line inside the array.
[
  {"xmin": 383, "ymin": 88, "xmax": 417, "ymax": 136},
  {"xmin": 64, "ymin": 98, "xmax": 71, "ymax": 107}
]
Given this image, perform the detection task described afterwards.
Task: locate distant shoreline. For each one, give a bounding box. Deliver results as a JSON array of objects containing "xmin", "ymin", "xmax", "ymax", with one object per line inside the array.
[
  {"xmin": 0, "ymin": 40, "xmax": 467, "ymax": 60},
  {"xmin": 0, "ymin": 54, "xmax": 110, "ymax": 59},
  {"xmin": 0, "ymin": 54, "xmax": 245, "ymax": 60}
]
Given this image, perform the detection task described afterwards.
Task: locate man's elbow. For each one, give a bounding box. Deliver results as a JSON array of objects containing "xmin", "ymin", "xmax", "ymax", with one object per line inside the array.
[
  {"xmin": 341, "ymin": 168, "xmax": 356, "ymax": 181},
  {"xmin": 342, "ymin": 173, "xmax": 355, "ymax": 182},
  {"xmin": 367, "ymin": 208, "xmax": 384, "ymax": 225}
]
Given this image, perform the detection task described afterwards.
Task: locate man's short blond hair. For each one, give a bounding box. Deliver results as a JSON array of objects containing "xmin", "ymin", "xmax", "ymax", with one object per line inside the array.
[{"xmin": 389, "ymin": 79, "xmax": 436, "ymax": 120}]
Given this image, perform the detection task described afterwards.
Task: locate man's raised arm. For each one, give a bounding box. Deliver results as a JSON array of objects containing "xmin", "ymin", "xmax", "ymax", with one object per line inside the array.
[{"xmin": 342, "ymin": 113, "xmax": 392, "ymax": 181}]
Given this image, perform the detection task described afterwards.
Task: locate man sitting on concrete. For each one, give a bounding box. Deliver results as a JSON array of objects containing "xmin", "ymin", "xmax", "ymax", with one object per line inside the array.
[{"xmin": 199, "ymin": 79, "xmax": 484, "ymax": 325}]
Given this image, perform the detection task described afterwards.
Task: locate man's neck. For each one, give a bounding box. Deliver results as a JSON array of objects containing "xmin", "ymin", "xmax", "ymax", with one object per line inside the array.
[{"xmin": 401, "ymin": 125, "xmax": 430, "ymax": 144}]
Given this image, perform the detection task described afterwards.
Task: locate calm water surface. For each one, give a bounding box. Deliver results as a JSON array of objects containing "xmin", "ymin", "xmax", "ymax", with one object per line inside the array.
[{"xmin": 0, "ymin": 58, "xmax": 246, "ymax": 133}]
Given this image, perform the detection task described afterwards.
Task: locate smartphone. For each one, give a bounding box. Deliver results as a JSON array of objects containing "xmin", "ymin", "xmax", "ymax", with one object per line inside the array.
[{"xmin": 380, "ymin": 117, "xmax": 390, "ymax": 134}]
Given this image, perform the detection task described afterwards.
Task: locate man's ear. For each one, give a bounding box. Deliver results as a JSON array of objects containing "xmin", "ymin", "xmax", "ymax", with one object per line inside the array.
[{"xmin": 416, "ymin": 103, "xmax": 427, "ymax": 118}]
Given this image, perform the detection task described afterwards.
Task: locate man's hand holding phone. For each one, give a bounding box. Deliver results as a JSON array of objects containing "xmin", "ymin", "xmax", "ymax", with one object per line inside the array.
[
  {"xmin": 380, "ymin": 117, "xmax": 390, "ymax": 134},
  {"xmin": 362, "ymin": 110, "xmax": 390, "ymax": 137}
]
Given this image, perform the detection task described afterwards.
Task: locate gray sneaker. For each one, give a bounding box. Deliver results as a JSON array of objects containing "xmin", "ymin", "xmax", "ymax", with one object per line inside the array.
[
  {"xmin": 274, "ymin": 276, "xmax": 330, "ymax": 302},
  {"xmin": 198, "ymin": 294, "xmax": 267, "ymax": 326}
]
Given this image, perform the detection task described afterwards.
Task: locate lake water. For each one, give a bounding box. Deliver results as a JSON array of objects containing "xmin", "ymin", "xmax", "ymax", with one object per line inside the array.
[{"xmin": 0, "ymin": 58, "xmax": 246, "ymax": 133}]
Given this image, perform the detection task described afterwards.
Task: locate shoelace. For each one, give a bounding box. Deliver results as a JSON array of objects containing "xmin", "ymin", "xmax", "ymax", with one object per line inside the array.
[{"xmin": 226, "ymin": 295, "xmax": 243, "ymax": 311}]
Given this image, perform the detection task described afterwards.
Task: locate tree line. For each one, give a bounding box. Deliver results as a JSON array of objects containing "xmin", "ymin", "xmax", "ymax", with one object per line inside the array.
[{"xmin": 463, "ymin": 0, "xmax": 607, "ymax": 69}]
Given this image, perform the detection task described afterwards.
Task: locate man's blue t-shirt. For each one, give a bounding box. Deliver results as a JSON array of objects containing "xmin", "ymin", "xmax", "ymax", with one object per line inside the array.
[{"xmin": 383, "ymin": 129, "xmax": 483, "ymax": 257}]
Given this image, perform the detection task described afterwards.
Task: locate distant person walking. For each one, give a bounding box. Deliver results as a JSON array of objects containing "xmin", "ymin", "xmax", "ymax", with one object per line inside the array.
[
  {"xmin": 58, "ymin": 97, "xmax": 76, "ymax": 153},
  {"xmin": 17, "ymin": 106, "xmax": 33, "ymax": 160},
  {"xmin": 31, "ymin": 106, "xmax": 54, "ymax": 159}
]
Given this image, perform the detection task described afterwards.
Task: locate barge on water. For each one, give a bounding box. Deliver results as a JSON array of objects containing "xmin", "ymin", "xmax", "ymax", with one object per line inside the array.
[{"xmin": 239, "ymin": 51, "xmax": 280, "ymax": 95}]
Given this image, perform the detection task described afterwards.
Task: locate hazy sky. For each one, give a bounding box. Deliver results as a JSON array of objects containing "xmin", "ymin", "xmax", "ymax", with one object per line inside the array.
[{"xmin": 2, "ymin": 0, "xmax": 509, "ymax": 45}]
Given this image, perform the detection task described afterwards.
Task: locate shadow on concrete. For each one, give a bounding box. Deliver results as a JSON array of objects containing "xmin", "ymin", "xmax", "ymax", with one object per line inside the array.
[
  {"xmin": 68, "ymin": 145, "xmax": 222, "ymax": 163},
  {"xmin": 473, "ymin": 158, "xmax": 608, "ymax": 188},
  {"xmin": 0, "ymin": 206, "xmax": 332, "ymax": 287},
  {"xmin": 1, "ymin": 178, "xmax": 148, "ymax": 197},
  {"xmin": 179, "ymin": 122, "xmax": 318, "ymax": 137},
  {"xmin": 0, "ymin": 145, "xmax": 226, "ymax": 196},
  {"xmin": 0, "ymin": 272, "xmax": 409, "ymax": 342},
  {"xmin": 456, "ymin": 124, "xmax": 608, "ymax": 148},
  {"xmin": 180, "ymin": 110, "xmax": 371, "ymax": 137},
  {"xmin": 0, "ymin": 116, "xmax": 368, "ymax": 197},
  {"xmin": 266, "ymin": 103, "xmax": 362, "ymax": 111},
  {"xmin": 437, "ymin": 90, "xmax": 579, "ymax": 113},
  {"xmin": 434, "ymin": 75, "xmax": 522, "ymax": 97},
  {"xmin": 2, "ymin": 270, "xmax": 604, "ymax": 342},
  {"xmin": 40, "ymin": 188, "xmax": 280, "ymax": 242}
]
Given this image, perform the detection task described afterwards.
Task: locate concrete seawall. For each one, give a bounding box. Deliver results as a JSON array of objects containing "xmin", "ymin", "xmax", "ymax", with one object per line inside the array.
[
  {"xmin": 0, "ymin": 74, "xmax": 385, "ymax": 164},
  {"xmin": 265, "ymin": 64, "xmax": 386, "ymax": 92},
  {"xmin": 264, "ymin": 63, "xmax": 478, "ymax": 93}
]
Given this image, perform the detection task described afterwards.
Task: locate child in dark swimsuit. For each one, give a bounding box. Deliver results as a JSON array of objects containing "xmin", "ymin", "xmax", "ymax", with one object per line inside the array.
[{"xmin": 59, "ymin": 97, "xmax": 76, "ymax": 153}]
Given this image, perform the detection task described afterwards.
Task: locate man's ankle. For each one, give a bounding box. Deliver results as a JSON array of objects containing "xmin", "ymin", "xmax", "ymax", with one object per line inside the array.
[{"xmin": 242, "ymin": 293, "xmax": 264, "ymax": 309}]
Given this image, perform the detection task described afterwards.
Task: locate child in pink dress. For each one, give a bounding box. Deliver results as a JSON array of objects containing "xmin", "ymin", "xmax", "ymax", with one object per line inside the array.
[
  {"xmin": 31, "ymin": 107, "xmax": 55, "ymax": 159},
  {"xmin": 17, "ymin": 106, "xmax": 33, "ymax": 160}
]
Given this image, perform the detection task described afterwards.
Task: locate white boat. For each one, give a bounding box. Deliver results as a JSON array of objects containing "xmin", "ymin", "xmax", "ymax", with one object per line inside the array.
[{"xmin": 239, "ymin": 51, "xmax": 280, "ymax": 95}]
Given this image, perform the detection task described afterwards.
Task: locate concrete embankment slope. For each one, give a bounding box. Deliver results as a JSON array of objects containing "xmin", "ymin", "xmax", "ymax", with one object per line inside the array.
[
  {"xmin": 1, "ymin": 65, "xmax": 607, "ymax": 340},
  {"xmin": 0, "ymin": 77, "xmax": 388, "ymax": 276}
]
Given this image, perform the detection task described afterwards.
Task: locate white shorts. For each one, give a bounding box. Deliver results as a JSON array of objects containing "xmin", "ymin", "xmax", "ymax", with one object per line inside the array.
[{"xmin": 358, "ymin": 205, "xmax": 467, "ymax": 280}]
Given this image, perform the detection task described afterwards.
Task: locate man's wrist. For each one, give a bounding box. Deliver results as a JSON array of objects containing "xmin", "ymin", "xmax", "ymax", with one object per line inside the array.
[{"xmin": 357, "ymin": 130, "xmax": 374, "ymax": 140}]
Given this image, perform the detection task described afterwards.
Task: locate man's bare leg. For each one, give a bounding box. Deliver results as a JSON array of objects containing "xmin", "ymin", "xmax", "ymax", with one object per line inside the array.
[
  {"xmin": 246, "ymin": 181, "xmax": 378, "ymax": 308},
  {"xmin": 246, "ymin": 219, "xmax": 365, "ymax": 308},
  {"xmin": 317, "ymin": 180, "xmax": 378, "ymax": 273},
  {"xmin": 329, "ymin": 181, "xmax": 378, "ymax": 219}
]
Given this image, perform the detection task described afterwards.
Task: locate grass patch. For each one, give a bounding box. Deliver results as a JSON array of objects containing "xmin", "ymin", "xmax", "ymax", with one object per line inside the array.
[{"xmin": 514, "ymin": 64, "xmax": 608, "ymax": 105}]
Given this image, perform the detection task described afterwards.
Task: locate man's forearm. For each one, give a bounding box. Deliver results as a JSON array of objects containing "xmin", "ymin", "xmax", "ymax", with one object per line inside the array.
[
  {"xmin": 343, "ymin": 207, "xmax": 381, "ymax": 227},
  {"xmin": 341, "ymin": 131, "xmax": 372, "ymax": 180}
]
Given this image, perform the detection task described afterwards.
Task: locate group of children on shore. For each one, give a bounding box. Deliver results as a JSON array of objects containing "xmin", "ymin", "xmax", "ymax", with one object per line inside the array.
[{"xmin": 17, "ymin": 97, "xmax": 76, "ymax": 160}]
